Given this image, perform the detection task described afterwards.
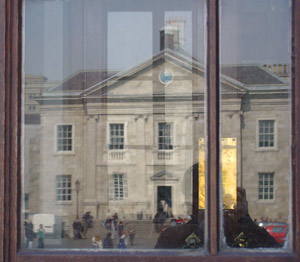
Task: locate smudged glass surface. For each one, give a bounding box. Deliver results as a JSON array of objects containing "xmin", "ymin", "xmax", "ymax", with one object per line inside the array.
[
  {"xmin": 220, "ymin": 0, "xmax": 291, "ymax": 249},
  {"xmin": 22, "ymin": 0, "xmax": 206, "ymax": 250}
]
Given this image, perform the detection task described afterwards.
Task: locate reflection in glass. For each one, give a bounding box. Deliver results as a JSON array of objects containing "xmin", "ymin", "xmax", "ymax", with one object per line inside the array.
[
  {"xmin": 23, "ymin": 0, "xmax": 206, "ymax": 250},
  {"xmin": 220, "ymin": 0, "xmax": 291, "ymax": 249}
]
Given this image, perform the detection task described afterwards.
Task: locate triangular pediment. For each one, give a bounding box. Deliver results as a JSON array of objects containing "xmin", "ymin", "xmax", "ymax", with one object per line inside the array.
[
  {"xmin": 150, "ymin": 170, "xmax": 179, "ymax": 181},
  {"xmin": 81, "ymin": 49, "xmax": 248, "ymax": 99},
  {"xmin": 41, "ymin": 50, "xmax": 290, "ymax": 103},
  {"xmin": 82, "ymin": 49, "xmax": 207, "ymax": 98}
]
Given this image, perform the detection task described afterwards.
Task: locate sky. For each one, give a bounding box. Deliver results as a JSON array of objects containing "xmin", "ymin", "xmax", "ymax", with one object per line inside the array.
[{"xmin": 25, "ymin": 0, "xmax": 291, "ymax": 81}]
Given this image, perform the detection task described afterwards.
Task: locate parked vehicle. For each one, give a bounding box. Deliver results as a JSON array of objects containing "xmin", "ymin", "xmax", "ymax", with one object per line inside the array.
[
  {"xmin": 266, "ymin": 225, "xmax": 288, "ymax": 245},
  {"xmin": 258, "ymin": 221, "xmax": 287, "ymax": 228},
  {"xmin": 31, "ymin": 214, "xmax": 62, "ymax": 238}
]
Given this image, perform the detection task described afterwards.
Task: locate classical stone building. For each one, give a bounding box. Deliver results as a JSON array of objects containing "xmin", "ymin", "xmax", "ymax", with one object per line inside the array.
[{"xmin": 24, "ymin": 49, "xmax": 291, "ymax": 229}]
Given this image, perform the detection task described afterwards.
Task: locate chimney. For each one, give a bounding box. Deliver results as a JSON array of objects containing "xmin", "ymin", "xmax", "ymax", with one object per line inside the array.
[
  {"xmin": 160, "ymin": 25, "xmax": 180, "ymax": 51},
  {"xmin": 268, "ymin": 65, "xmax": 272, "ymax": 72},
  {"xmin": 278, "ymin": 64, "xmax": 282, "ymax": 74},
  {"xmin": 284, "ymin": 64, "xmax": 287, "ymax": 74},
  {"xmin": 273, "ymin": 64, "xmax": 277, "ymax": 74}
]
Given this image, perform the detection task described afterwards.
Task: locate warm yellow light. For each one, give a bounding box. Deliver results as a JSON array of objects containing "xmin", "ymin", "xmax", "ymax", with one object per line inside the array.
[{"xmin": 198, "ymin": 138, "xmax": 237, "ymax": 209}]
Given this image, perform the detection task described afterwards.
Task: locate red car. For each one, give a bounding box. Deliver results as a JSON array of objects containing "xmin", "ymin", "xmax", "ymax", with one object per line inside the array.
[{"xmin": 266, "ymin": 225, "xmax": 288, "ymax": 245}]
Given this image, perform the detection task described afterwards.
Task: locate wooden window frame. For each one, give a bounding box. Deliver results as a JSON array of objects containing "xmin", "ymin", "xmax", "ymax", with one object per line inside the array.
[{"xmin": 0, "ymin": 0, "xmax": 300, "ymax": 261}]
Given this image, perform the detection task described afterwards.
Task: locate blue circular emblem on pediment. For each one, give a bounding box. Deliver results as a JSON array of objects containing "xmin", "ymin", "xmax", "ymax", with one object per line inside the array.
[{"xmin": 159, "ymin": 70, "xmax": 174, "ymax": 86}]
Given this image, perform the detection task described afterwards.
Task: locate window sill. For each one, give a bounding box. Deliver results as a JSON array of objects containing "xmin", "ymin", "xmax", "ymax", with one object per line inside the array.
[
  {"xmin": 256, "ymin": 199, "xmax": 276, "ymax": 204},
  {"xmin": 255, "ymin": 147, "xmax": 278, "ymax": 152},
  {"xmin": 56, "ymin": 201, "xmax": 73, "ymax": 205},
  {"xmin": 54, "ymin": 151, "xmax": 76, "ymax": 156}
]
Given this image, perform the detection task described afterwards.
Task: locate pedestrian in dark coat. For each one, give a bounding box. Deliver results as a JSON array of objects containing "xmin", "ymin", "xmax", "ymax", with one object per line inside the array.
[
  {"xmin": 118, "ymin": 221, "xmax": 124, "ymax": 238},
  {"xmin": 103, "ymin": 233, "xmax": 114, "ymax": 248},
  {"xmin": 73, "ymin": 219, "xmax": 82, "ymax": 239}
]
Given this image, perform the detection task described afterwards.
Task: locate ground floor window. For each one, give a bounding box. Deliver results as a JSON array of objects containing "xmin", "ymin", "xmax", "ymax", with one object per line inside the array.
[
  {"xmin": 56, "ymin": 175, "xmax": 72, "ymax": 201},
  {"xmin": 109, "ymin": 174, "xmax": 128, "ymax": 200}
]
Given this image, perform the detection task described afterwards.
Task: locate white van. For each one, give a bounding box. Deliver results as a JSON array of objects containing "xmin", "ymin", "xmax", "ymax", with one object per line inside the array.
[{"xmin": 32, "ymin": 214, "xmax": 62, "ymax": 238}]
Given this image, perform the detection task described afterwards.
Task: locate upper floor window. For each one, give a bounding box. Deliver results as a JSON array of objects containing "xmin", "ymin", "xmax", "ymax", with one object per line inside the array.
[
  {"xmin": 109, "ymin": 124, "xmax": 124, "ymax": 150},
  {"xmin": 258, "ymin": 173, "xmax": 274, "ymax": 200},
  {"xmin": 57, "ymin": 125, "xmax": 73, "ymax": 152},
  {"xmin": 158, "ymin": 123, "xmax": 173, "ymax": 150},
  {"xmin": 258, "ymin": 120, "xmax": 275, "ymax": 148},
  {"xmin": 56, "ymin": 175, "xmax": 72, "ymax": 201}
]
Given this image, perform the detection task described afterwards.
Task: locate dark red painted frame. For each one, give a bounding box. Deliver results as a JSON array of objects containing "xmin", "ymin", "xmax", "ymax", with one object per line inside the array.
[{"xmin": 0, "ymin": 0, "xmax": 299, "ymax": 261}]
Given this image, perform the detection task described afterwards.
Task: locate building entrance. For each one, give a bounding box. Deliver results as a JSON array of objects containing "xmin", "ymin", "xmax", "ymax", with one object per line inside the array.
[{"xmin": 157, "ymin": 186, "xmax": 172, "ymax": 213}]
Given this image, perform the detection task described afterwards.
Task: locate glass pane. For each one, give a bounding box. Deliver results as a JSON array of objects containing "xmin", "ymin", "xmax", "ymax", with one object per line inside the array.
[
  {"xmin": 220, "ymin": 0, "xmax": 291, "ymax": 249},
  {"xmin": 22, "ymin": 0, "xmax": 206, "ymax": 251}
]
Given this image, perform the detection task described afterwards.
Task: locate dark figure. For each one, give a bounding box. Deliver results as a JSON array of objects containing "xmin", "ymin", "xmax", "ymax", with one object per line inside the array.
[
  {"xmin": 127, "ymin": 223, "xmax": 136, "ymax": 246},
  {"xmin": 153, "ymin": 211, "xmax": 168, "ymax": 232},
  {"xmin": 82, "ymin": 211, "xmax": 94, "ymax": 228},
  {"xmin": 223, "ymin": 187, "xmax": 281, "ymax": 248},
  {"xmin": 25, "ymin": 221, "xmax": 35, "ymax": 249},
  {"xmin": 37, "ymin": 224, "xmax": 45, "ymax": 248},
  {"xmin": 73, "ymin": 219, "xmax": 82, "ymax": 240},
  {"xmin": 155, "ymin": 223, "xmax": 204, "ymax": 249},
  {"xmin": 155, "ymin": 187, "xmax": 280, "ymax": 249},
  {"xmin": 117, "ymin": 230, "xmax": 127, "ymax": 249},
  {"xmin": 113, "ymin": 213, "xmax": 118, "ymax": 229},
  {"xmin": 81, "ymin": 211, "xmax": 93, "ymax": 238},
  {"xmin": 105, "ymin": 217, "xmax": 112, "ymax": 230},
  {"xmin": 118, "ymin": 221, "xmax": 124, "ymax": 238},
  {"xmin": 103, "ymin": 233, "xmax": 114, "ymax": 248}
]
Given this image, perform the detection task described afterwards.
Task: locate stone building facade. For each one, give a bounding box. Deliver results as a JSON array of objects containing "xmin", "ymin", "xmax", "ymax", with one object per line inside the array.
[{"xmin": 24, "ymin": 49, "xmax": 291, "ymax": 228}]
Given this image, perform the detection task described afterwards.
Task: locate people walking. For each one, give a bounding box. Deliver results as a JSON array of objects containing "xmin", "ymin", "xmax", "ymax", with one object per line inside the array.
[
  {"xmin": 103, "ymin": 233, "xmax": 114, "ymax": 248},
  {"xmin": 82, "ymin": 211, "xmax": 94, "ymax": 228},
  {"xmin": 117, "ymin": 230, "xmax": 127, "ymax": 249},
  {"xmin": 25, "ymin": 221, "xmax": 35, "ymax": 248},
  {"xmin": 118, "ymin": 221, "xmax": 124, "ymax": 238},
  {"xmin": 81, "ymin": 211, "xmax": 93, "ymax": 238},
  {"xmin": 73, "ymin": 219, "xmax": 82, "ymax": 240},
  {"xmin": 37, "ymin": 224, "xmax": 45, "ymax": 248},
  {"xmin": 111, "ymin": 213, "xmax": 118, "ymax": 239},
  {"xmin": 92, "ymin": 235, "xmax": 102, "ymax": 248},
  {"xmin": 127, "ymin": 223, "xmax": 136, "ymax": 246}
]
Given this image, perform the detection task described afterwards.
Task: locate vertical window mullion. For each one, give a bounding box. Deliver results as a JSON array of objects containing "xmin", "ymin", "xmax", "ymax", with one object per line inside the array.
[
  {"xmin": 292, "ymin": 0, "xmax": 300, "ymax": 254},
  {"xmin": 207, "ymin": 0, "xmax": 220, "ymax": 255}
]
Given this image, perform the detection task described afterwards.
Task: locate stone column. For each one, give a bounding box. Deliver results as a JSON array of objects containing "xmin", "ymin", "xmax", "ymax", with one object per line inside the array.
[
  {"xmin": 135, "ymin": 115, "xmax": 148, "ymax": 213},
  {"xmin": 84, "ymin": 115, "xmax": 98, "ymax": 215}
]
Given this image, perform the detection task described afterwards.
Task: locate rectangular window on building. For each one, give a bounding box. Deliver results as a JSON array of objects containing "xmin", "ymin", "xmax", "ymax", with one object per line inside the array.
[
  {"xmin": 109, "ymin": 174, "xmax": 128, "ymax": 200},
  {"xmin": 109, "ymin": 124, "xmax": 124, "ymax": 150},
  {"xmin": 24, "ymin": 193, "xmax": 29, "ymax": 210},
  {"xmin": 57, "ymin": 125, "xmax": 73, "ymax": 152},
  {"xmin": 56, "ymin": 175, "xmax": 72, "ymax": 201},
  {"xmin": 258, "ymin": 120, "xmax": 275, "ymax": 148},
  {"xmin": 158, "ymin": 123, "xmax": 173, "ymax": 150},
  {"xmin": 28, "ymin": 105, "xmax": 36, "ymax": 111},
  {"xmin": 258, "ymin": 173, "xmax": 274, "ymax": 200}
]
